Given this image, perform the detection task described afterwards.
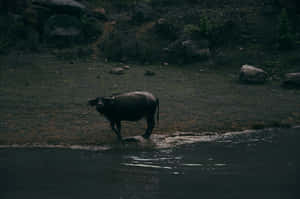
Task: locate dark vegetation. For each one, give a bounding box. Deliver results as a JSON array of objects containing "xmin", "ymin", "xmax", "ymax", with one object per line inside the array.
[{"xmin": 0, "ymin": 0, "xmax": 299, "ymax": 71}]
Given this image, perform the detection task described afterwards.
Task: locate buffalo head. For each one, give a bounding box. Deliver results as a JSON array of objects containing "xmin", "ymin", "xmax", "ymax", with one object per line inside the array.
[
  {"xmin": 88, "ymin": 97, "xmax": 115, "ymax": 114},
  {"xmin": 88, "ymin": 97, "xmax": 100, "ymax": 106}
]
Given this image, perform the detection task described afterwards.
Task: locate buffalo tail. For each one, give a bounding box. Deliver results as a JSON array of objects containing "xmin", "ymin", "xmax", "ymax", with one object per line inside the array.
[{"xmin": 156, "ymin": 98, "xmax": 159, "ymax": 126}]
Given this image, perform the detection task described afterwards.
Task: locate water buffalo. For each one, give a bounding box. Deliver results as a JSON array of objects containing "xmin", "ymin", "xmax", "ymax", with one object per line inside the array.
[{"xmin": 88, "ymin": 91, "xmax": 159, "ymax": 140}]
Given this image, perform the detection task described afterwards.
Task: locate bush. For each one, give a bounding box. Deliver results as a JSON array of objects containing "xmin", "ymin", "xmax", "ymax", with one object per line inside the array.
[
  {"xmin": 101, "ymin": 30, "xmax": 123, "ymax": 60},
  {"xmin": 0, "ymin": 14, "xmax": 27, "ymax": 51},
  {"xmin": 183, "ymin": 24, "xmax": 200, "ymax": 39},
  {"xmin": 183, "ymin": 16, "xmax": 213, "ymax": 40},
  {"xmin": 155, "ymin": 18, "xmax": 178, "ymax": 41},
  {"xmin": 277, "ymin": 8, "xmax": 295, "ymax": 50},
  {"xmin": 80, "ymin": 14, "xmax": 103, "ymax": 42},
  {"xmin": 198, "ymin": 16, "xmax": 212, "ymax": 37},
  {"xmin": 101, "ymin": 29, "xmax": 162, "ymax": 63}
]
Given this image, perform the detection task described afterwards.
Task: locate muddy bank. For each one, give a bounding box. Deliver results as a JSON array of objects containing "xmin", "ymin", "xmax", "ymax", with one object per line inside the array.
[
  {"xmin": 0, "ymin": 53, "xmax": 300, "ymax": 145},
  {"xmin": 1, "ymin": 126, "xmax": 299, "ymax": 151}
]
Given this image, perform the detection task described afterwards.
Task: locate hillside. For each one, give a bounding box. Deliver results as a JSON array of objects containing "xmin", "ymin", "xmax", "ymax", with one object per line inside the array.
[{"xmin": 1, "ymin": 0, "xmax": 299, "ymax": 68}]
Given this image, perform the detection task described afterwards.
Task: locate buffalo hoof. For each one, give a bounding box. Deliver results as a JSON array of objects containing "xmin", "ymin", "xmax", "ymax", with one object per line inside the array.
[
  {"xmin": 123, "ymin": 137, "xmax": 140, "ymax": 143},
  {"xmin": 142, "ymin": 134, "xmax": 151, "ymax": 139}
]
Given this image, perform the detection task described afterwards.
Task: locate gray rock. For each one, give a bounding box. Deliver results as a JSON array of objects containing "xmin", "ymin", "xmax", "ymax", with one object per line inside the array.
[
  {"xmin": 50, "ymin": 27, "xmax": 81, "ymax": 37},
  {"xmin": 166, "ymin": 39, "xmax": 210, "ymax": 64},
  {"xmin": 110, "ymin": 67, "xmax": 125, "ymax": 75},
  {"xmin": 123, "ymin": 65, "xmax": 130, "ymax": 70},
  {"xmin": 32, "ymin": 0, "xmax": 85, "ymax": 13},
  {"xmin": 44, "ymin": 14, "xmax": 82, "ymax": 45},
  {"xmin": 283, "ymin": 73, "xmax": 300, "ymax": 88},
  {"xmin": 92, "ymin": 8, "xmax": 107, "ymax": 21},
  {"xmin": 239, "ymin": 64, "xmax": 267, "ymax": 84}
]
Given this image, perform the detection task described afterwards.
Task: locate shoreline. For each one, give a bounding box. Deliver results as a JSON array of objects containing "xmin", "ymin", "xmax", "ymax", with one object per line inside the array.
[{"xmin": 1, "ymin": 126, "xmax": 299, "ymax": 151}]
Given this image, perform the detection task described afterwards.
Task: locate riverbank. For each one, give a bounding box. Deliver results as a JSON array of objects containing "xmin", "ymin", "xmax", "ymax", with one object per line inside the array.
[{"xmin": 0, "ymin": 52, "xmax": 300, "ymax": 145}]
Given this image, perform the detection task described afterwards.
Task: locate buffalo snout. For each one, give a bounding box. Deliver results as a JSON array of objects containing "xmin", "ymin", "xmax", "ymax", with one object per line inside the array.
[{"xmin": 88, "ymin": 97, "xmax": 100, "ymax": 106}]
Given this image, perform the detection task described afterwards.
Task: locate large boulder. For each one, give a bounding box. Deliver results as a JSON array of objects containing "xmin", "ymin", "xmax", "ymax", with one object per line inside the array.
[
  {"xmin": 110, "ymin": 67, "xmax": 125, "ymax": 75},
  {"xmin": 44, "ymin": 14, "xmax": 83, "ymax": 46},
  {"xmin": 92, "ymin": 8, "xmax": 107, "ymax": 21},
  {"xmin": 32, "ymin": 0, "xmax": 86, "ymax": 15},
  {"xmin": 182, "ymin": 40, "xmax": 210, "ymax": 60},
  {"xmin": 282, "ymin": 73, "xmax": 300, "ymax": 88},
  {"xmin": 239, "ymin": 65, "xmax": 268, "ymax": 84},
  {"xmin": 165, "ymin": 39, "xmax": 210, "ymax": 64}
]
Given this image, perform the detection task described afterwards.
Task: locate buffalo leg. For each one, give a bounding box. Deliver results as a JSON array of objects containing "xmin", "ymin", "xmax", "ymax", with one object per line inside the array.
[
  {"xmin": 110, "ymin": 121, "xmax": 122, "ymax": 141},
  {"xmin": 116, "ymin": 121, "xmax": 121, "ymax": 137},
  {"xmin": 142, "ymin": 116, "xmax": 155, "ymax": 139}
]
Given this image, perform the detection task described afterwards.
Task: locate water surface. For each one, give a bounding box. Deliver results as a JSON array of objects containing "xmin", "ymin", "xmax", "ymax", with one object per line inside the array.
[{"xmin": 1, "ymin": 128, "xmax": 299, "ymax": 199}]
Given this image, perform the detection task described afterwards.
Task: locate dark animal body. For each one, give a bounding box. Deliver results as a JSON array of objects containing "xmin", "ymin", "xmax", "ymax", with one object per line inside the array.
[{"xmin": 88, "ymin": 91, "xmax": 159, "ymax": 140}]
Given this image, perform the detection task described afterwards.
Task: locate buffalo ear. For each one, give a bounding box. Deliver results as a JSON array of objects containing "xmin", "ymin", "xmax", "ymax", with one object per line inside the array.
[{"xmin": 101, "ymin": 96, "xmax": 115, "ymax": 105}]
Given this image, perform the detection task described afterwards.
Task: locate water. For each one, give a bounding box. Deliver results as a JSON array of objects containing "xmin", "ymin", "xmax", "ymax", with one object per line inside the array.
[{"xmin": 1, "ymin": 128, "xmax": 299, "ymax": 199}]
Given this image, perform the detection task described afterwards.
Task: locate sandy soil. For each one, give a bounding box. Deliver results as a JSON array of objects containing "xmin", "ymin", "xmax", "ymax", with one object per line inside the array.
[{"xmin": 0, "ymin": 52, "xmax": 300, "ymax": 145}]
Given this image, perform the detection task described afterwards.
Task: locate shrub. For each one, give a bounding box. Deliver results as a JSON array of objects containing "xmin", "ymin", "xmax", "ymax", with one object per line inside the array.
[
  {"xmin": 183, "ymin": 24, "xmax": 200, "ymax": 39},
  {"xmin": 198, "ymin": 15, "xmax": 212, "ymax": 37},
  {"xmin": 101, "ymin": 30, "xmax": 123, "ymax": 60},
  {"xmin": 155, "ymin": 18, "xmax": 178, "ymax": 41},
  {"xmin": 101, "ymin": 29, "xmax": 162, "ymax": 63},
  {"xmin": 277, "ymin": 8, "xmax": 295, "ymax": 50},
  {"xmin": 80, "ymin": 14, "xmax": 103, "ymax": 42}
]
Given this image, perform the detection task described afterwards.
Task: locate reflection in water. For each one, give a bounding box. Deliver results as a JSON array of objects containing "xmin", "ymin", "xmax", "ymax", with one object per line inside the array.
[
  {"xmin": 118, "ymin": 127, "xmax": 299, "ymax": 198},
  {"xmin": 0, "ymin": 127, "xmax": 299, "ymax": 199},
  {"xmin": 122, "ymin": 163, "xmax": 173, "ymax": 170}
]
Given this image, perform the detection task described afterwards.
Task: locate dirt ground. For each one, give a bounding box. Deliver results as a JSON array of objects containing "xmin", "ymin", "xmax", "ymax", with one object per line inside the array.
[{"xmin": 0, "ymin": 52, "xmax": 300, "ymax": 145}]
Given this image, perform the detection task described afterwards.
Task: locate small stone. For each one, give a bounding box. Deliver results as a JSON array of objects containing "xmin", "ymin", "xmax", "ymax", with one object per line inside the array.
[
  {"xmin": 110, "ymin": 67, "xmax": 125, "ymax": 75},
  {"xmin": 282, "ymin": 73, "xmax": 300, "ymax": 88},
  {"xmin": 123, "ymin": 65, "xmax": 130, "ymax": 70},
  {"xmin": 144, "ymin": 70, "xmax": 155, "ymax": 76},
  {"xmin": 239, "ymin": 64, "xmax": 267, "ymax": 84}
]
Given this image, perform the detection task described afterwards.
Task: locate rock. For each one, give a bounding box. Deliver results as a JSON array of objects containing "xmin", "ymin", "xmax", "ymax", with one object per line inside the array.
[
  {"xmin": 166, "ymin": 39, "xmax": 210, "ymax": 64},
  {"xmin": 144, "ymin": 70, "xmax": 155, "ymax": 76},
  {"xmin": 110, "ymin": 67, "xmax": 125, "ymax": 75},
  {"xmin": 50, "ymin": 26, "xmax": 81, "ymax": 37},
  {"xmin": 123, "ymin": 65, "xmax": 130, "ymax": 70},
  {"xmin": 44, "ymin": 14, "xmax": 82, "ymax": 46},
  {"xmin": 24, "ymin": 5, "xmax": 51, "ymax": 30},
  {"xmin": 92, "ymin": 8, "xmax": 107, "ymax": 21},
  {"xmin": 32, "ymin": 0, "xmax": 85, "ymax": 14},
  {"xmin": 282, "ymin": 73, "xmax": 300, "ymax": 88},
  {"xmin": 239, "ymin": 65, "xmax": 268, "ymax": 84}
]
